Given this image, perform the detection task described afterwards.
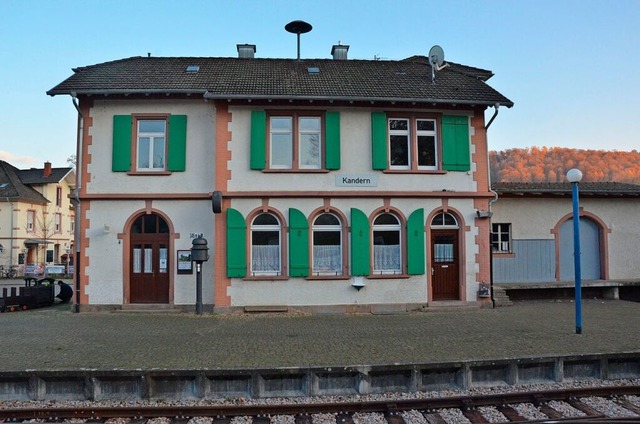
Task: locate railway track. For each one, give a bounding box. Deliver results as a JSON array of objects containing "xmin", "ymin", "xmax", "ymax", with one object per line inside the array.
[{"xmin": 1, "ymin": 385, "xmax": 639, "ymax": 423}]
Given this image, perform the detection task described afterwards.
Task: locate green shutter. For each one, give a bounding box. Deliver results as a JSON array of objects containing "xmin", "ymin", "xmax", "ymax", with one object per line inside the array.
[
  {"xmin": 325, "ymin": 111, "xmax": 341, "ymax": 170},
  {"xmin": 250, "ymin": 110, "xmax": 266, "ymax": 170},
  {"xmin": 442, "ymin": 115, "xmax": 471, "ymax": 171},
  {"xmin": 289, "ymin": 208, "xmax": 309, "ymax": 277},
  {"xmin": 371, "ymin": 112, "xmax": 388, "ymax": 170},
  {"xmin": 167, "ymin": 115, "xmax": 187, "ymax": 171},
  {"xmin": 226, "ymin": 208, "xmax": 246, "ymax": 278},
  {"xmin": 407, "ymin": 209, "xmax": 425, "ymax": 275},
  {"xmin": 112, "ymin": 115, "xmax": 132, "ymax": 172},
  {"xmin": 350, "ymin": 208, "xmax": 370, "ymax": 276}
]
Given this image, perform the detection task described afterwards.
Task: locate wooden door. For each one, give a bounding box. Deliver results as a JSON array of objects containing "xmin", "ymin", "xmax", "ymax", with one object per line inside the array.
[
  {"xmin": 431, "ymin": 229, "xmax": 459, "ymax": 300},
  {"xmin": 130, "ymin": 214, "xmax": 170, "ymax": 303}
]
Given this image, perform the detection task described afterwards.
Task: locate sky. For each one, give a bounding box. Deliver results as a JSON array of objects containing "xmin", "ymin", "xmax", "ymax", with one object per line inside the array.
[{"xmin": 1, "ymin": 0, "xmax": 639, "ymax": 169}]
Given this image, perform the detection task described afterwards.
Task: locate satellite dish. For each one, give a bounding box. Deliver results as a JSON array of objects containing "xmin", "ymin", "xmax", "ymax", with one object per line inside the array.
[
  {"xmin": 428, "ymin": 45, "xmax": 446, "ymax": 83},
  {"xmin": 285, "ymin": 20, "xmax": 312, "ymax": 60},
  {"xmin": 429, "ymin": 45, "xmax": 445, "ymax": 67}
]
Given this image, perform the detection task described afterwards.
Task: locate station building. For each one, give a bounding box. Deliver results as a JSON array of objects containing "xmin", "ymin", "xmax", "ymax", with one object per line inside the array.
[{"xmin": 47, "ymin": 43, "xmax": 513, "ymax": 312}]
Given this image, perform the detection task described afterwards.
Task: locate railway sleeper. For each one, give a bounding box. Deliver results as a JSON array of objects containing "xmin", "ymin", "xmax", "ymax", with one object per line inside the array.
[
  {"xmin": 335, "ymin": 412, "xmax": 355, "ymax": 423},
  {"xmin": 421, "ymin": 411, "xmax": 447, "ymax": 424},
  {"xmin": 461, "ymin": 409, "xmax": 491, "ymax": 423},
  {"xmin": 294, "ymin": 413, "xmax": 313, "ymax": 424},
  {"xmin": 497, "ymin": 405, "xmax": 530, "ymax": 421},
  {"xmin": 616, "ymin": 398, "xmax": 640, "ymax": 415},
  {"xmin": 568, "ymin": 398, "xmax": 607, "ymax": 418},
  {"xmin": 537, "ymin": 403, "xmax": 565, "ymax": 419},
  {"xmin": 384, "ymin": 410, "xmax": 406, "ymax": 424}
]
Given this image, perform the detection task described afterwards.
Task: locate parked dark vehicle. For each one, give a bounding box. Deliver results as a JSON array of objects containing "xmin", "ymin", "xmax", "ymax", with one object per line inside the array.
[{"xmin": 0, "ymin": 277, "xmax": 56, "ymax": 312}]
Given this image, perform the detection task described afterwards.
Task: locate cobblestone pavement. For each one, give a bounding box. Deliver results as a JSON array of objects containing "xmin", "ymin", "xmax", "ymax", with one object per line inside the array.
[{"xmin": 0, "ymin": 298, "xmax": 638, "ymax": 372}]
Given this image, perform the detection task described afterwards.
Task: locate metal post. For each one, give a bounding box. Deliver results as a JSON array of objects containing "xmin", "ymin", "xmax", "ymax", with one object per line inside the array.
[
  {"xmin": 571, "ymin": 181, "xmax": 582, "ymax": 334},
  {"xmin": 196, "ymin": 262, "xmax": 203, "ymax": 315}
]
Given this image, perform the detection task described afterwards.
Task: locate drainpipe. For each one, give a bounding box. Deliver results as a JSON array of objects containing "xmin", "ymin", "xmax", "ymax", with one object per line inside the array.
[
  {"xmin": 5, "ymin": 197, "xmax": 14, "ymax": 268},
  {"xmin": 485, "ymin": 104, "xmax": 500, "ymax": 308},
  {"xmin": 71, "ymin": 93, "xmax": 82, "ymax": 313}
]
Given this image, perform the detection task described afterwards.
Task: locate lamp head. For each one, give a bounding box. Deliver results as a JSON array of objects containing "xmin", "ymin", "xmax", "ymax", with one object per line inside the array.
[{"xmin": 566, "ymin": 168, "xmax": 583, "ymax": 183}]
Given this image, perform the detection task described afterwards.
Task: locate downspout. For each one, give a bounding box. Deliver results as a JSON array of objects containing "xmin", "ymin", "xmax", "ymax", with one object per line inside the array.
[
  {"xmin": 485, "ymin": 104, "xmax": 500, "ymax": 308},
  {"xmin": 4, "ymin": 197, "xmax": 14, "ymax": 268},
  {"xmin": 71, "ymin": 92, "xmax": 82, "ymax": 313}
]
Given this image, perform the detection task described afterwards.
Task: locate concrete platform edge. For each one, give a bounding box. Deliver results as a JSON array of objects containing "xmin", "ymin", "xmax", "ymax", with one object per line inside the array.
[{"xmin": 1, "ymin": 352, "xmax": 638, "ymax": 401}]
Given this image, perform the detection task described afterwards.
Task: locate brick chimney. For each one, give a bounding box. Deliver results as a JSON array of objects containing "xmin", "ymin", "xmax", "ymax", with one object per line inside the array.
[{"xmin": 43, "ymin": 161, "xmax": 52, "ymax": 178}]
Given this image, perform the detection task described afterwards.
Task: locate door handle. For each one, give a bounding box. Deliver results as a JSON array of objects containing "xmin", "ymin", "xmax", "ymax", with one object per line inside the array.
[{"xmin": 431, "ymin": 267, "xmax": 434, "ymax": 275}]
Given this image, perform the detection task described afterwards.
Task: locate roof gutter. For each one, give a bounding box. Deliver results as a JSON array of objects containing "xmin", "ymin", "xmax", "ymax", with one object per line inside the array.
[{"xmin": 46, "ymin": 90, "xmax": 514, "ymax": 108}]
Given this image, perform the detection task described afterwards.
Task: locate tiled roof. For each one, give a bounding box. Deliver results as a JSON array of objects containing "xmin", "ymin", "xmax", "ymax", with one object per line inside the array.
[
  {"xmin": 0, "ymin": 161, "xmax": 49, "ymax": 204},
  {"xmin": 493, "ymin": 182, "xmax": 640, "ymax": 198},
  {"xmin": 47, "ymin": 56, "xmax": 513, "ymax": 107},
  {"xmin": 18, "ymin": 167, "xmax": 73, "ymax": 185}
]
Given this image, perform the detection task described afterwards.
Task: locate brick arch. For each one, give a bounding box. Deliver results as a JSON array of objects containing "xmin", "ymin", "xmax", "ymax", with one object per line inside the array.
[{"xmin": 551, "ymin": 209, "xmax": 610, "ymax": 280}]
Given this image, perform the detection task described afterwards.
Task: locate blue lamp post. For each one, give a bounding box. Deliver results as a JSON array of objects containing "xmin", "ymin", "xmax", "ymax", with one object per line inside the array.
[{"xmin": 566, "ymin": 168, "xmax": 583, "ymax": 334}]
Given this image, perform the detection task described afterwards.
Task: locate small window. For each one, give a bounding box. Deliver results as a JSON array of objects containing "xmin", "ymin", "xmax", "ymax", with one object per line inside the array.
[
  {"xmin": 136, "ymin": 119, "xmax": 166, "ymax": 171},
  {"xmin": 27, "ymin": 210, "xmax": 35, "ymax": 232},
  {"xmin": 251, "ymin": 213, "xmax": 282, "ymax": 276},
  {"xmin": 269, "ymin": 114, "xmax": 322, "ymax": 170},
  {"xmin": 492, "ymin": 223, "xmax": 512, "ymax": 253},
  {"xmin": 388, "ymin": 117, "xmax": 438, "ymax": 170},
  {"xmin": 55, "ymin": 213, "xmax": 61, "ymax": 233},
  {"xmin": 312, "ymin": 213, "xmax": 342, "ymax": 275},
  {"xmin": 56, "ymin": 187, "xmax": 63, "ymax": 207},
  {"xmin": 372, "ymin": 213, "xmax": 402, "ymax": 274}
]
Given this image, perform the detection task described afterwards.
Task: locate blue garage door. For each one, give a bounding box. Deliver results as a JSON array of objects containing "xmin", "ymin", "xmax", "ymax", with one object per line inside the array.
[{"xmin": 559, "ymin": 217, "xmax": 601, "ymax": 280}]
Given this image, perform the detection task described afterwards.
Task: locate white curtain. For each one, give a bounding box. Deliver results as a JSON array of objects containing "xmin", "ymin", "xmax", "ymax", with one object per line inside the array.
[
  {"xmin": 252, "ymin": 245, "xmax": 280, "ymax": 273},
  {"xmin": 434, "ymin": 244, "xmax": 454, "ymax": 262},
  {"xmin": 313, "ymin": 245, "xmax": 341, "ymax": 273},
  {"xmin": 374, "ymin": 245, "xmax": 401, "ymax": 272},
  {"xmin": 133, "ymin": 248, "xmax": 142, "ymax": 274}
]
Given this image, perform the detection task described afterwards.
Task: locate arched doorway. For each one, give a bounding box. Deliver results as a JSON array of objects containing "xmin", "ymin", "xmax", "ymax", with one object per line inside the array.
[
  {"xmin": 559, "ymin": 217, "xmax": 601, "ymax": 280},
  {"xmin": 129, "ymin": 213, "xmax": 170, "ymax": 303},
  {"xmin": 430, "ymin": 211, "xmax": 460, "ymax": 300}
]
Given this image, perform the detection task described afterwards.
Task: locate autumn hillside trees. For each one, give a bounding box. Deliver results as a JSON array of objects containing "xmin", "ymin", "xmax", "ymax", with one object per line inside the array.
[{"xmin": 490, "ymin": 147, "xmax": 640, "ymax": 184}]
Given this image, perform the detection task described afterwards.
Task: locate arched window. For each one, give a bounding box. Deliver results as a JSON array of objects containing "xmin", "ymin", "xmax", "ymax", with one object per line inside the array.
[
  {"xmin": 373, "ymin": 212, "xmax": 402, "ymax": 274},
  {"xmin": 312, "ymin": 213, "xmax": 342, "ymax": 275},
  {"xmin": 431, "ymin": 211, "xmax": 458, "ymax": 228},
  {"xmin": 251, "ymin": 213, "xmax": 281, "ymax": 276}
]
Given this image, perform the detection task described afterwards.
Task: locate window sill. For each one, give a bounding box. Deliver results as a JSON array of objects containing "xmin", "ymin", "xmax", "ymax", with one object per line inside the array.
[
  {"xmin": 126, "ymin": 171, "xmax": 173, "ymax": 176},
  {"xmin": 243, "ymin": 275, "xmax": 289, "ymax": 281},
  {"xmin": 383, "ymin": 170, "xmax": 447, "ymax": 175},
  {"xmin": 367, "ymin": 273, "xmax": 411, "ymax": 279},
  {"xmin": 306, "ymin": 275, "xmax": 350, "ymax": 281},
  {"xmin": 261, "ymin": 169, "xmax": 331, "ymax": 174},
  {"xmin": 492, "ymin": 252, "xmax": 515, "ymax": 258}
]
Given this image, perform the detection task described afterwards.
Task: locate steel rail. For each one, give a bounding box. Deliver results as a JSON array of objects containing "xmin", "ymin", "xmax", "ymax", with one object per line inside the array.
[{"xmin": 0, "ymin": 385, "xmax": 638, "ymax": 421}]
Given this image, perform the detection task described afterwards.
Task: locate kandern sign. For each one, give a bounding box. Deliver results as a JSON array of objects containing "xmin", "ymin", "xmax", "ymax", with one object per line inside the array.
[{"xmin": 335, "ymin": 174, "xmax": 378, "ymax": 187}]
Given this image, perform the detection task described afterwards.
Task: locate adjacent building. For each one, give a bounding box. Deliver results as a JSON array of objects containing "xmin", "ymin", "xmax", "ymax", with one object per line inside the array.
[
  {"xmin": 491, "ymin": 182, "xmax": 640, "ymax": 297},
  {"xmin": 0, "ymin": 161, "xmax": 76, "ymax": 275},
  {"xmin": 47, "ymin": 43, "xmax": 513, "ymax": 312}
]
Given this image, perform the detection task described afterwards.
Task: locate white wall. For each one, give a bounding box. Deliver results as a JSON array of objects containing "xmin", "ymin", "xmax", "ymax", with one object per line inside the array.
[
  {"xmin": 87, "ymin": 99, "xmax": 215, "ymax": 194},
  {"xmin": 84, "ymin": 199, "xmax": 214, "ymax": 305}
]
